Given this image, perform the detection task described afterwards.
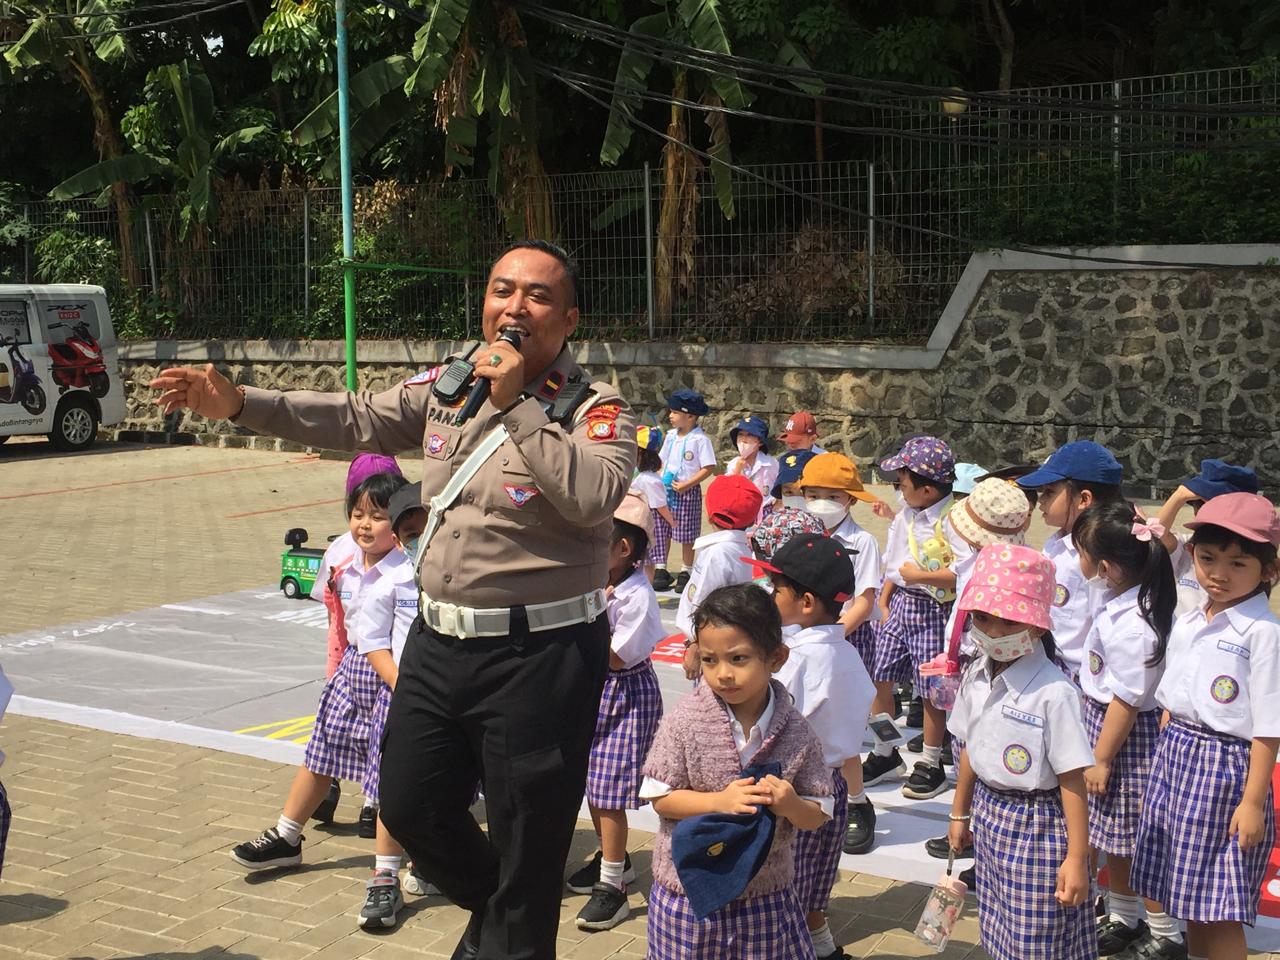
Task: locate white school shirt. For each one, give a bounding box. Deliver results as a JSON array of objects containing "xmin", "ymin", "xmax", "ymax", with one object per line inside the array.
[
  {"xmin": 882, "ymin": 495, "xmax": 956, "ymax": 590},
  {"xmin": 675, "ymin": 529, "xmax": 754, "ymax": 638},
  {"xmin": 0, "ymin": 663, "xmax": 11, "ymax": 768},
  {"xmin": 609, "ymin": 567, "xmax": 666, "ymax": 668},
  {"xmin": 948, "ymin": 645, "xmax": 1095, "ymax": 792},
  {"xmin": 944, "ymin": 524, "xmax": 981, "ymax": 656},
  {"xmin": 630, "ymin": 471, "xmax": 668, "ymax": 511},
  {"xmin": 638, "ymin": 685, "xmax": 834, "ymax": 817},
  {"xmin": 659, "ymin": 426, "xmax": 717, "ymax": 484},
  {"xmin": 775, "ymin": 624, "xmax": 875, "ymax": 768},
  {"xmin": 336, "ymin": 550, "xmax": 408, "ymax": 651},
  {"xmin": 829, "ymin": 514, "xmax": 883, "ymax": 600},
  {"xmin": 1079, "ymin": 585, "xmax": 1164, "ymax": 711},
  {"xmin": 311, "ymin": 531, "xmax": 358, "ymax": 601},
  {"xmin": 350, "ymin": 550, "xmax": 419, "ymax": 665},
  {"xmin": 1167, "ymin": 534, "xmax": 1205, "ymax": 617},
  {"xmin": 725, "ymin": 452, "xmax": 780, "ymax": 520},
  {"xmin": 1042, "ymin": 531, "xmax": 1095, "ymax": 678},
  {"xmin": 1155, "ymin": 593, "xmax": 1280, "ymax": 741}
]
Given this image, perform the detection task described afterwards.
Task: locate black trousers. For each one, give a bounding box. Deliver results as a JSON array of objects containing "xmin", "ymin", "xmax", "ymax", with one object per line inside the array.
[{"xmin": 379, "ymin": 613, "xmax": 609, "ymax": 960}]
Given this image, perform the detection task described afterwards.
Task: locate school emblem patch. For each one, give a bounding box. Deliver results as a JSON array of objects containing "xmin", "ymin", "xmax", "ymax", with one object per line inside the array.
[
  {"xmin": 1210, "ymin": 675, "xmax": 1240, "ymax": 704},
  {"xmin": 588, "ymin": 419, "xmax": 616, "ymax": 441},
  {"xmin": 1002, "ymin": 744, "xmax": 1032, "ymax": 775},
  {"xmin": 1053, "ymin": 584, "xmax": 1069, "ymax": 607},
  {"xmin": 427, "ymin": 433, "xmax": 447, "ymax": 455},
  {"xmin": 683, "ymin": 450, "xmax": 694, "ymax": 461},
  {"xmin": 1089, "ymin": 652, "xmax": 1104, "ymax": 676},
  {"xmin": 504, "ymin": 484, "xmax": 540, "ymax": 506}
]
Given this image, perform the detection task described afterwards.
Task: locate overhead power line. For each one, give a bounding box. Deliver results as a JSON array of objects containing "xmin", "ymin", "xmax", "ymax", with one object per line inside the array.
[
  {"xmin": 39, "ymin": 0, "xmax": 238, "ymax": 20},
  {"xmin": 0, "ymin": 0, "xmax": 244, "ymax": 46}
]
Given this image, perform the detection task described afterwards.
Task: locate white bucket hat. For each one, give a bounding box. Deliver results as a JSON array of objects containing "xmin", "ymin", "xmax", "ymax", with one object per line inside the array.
[{"xmin": 949, "ymin": 478, "xmax": 1031, "ymax": 548}]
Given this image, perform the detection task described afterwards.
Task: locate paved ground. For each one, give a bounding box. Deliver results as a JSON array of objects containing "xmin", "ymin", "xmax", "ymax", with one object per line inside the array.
[{"xmin": 1, "ymin": 436, "xmax": 1276, "ymax": 959}]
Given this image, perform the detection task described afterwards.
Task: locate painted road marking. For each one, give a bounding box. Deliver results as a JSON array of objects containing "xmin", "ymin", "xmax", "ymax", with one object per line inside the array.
[
  {"xmin": 236, "ymin": 714, "xmax": 316, "ymax": 744},
  {"xmin": 1, "ymin": 455, "xmax": 320, "ymax": 500},
  {"xmin": 228, "ymin": 497, "xmax": 344, "ymax": 520}
]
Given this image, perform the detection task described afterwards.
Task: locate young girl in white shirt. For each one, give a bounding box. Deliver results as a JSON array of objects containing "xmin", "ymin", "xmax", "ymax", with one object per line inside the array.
[{"xmin": 725, "ymin": 415, "xmax": 779, "ymax": 524}]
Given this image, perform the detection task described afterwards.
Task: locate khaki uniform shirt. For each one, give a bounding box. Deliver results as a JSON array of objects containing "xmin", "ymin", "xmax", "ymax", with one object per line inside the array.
[{"xmin": 236, "ymin": 346, "xmax": 637, "ymax": 609}]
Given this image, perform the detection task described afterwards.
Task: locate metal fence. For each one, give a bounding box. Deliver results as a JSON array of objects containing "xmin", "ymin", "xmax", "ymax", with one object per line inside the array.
[{"xmin": 1, "ymin": 62, "xmax": 1276, "ymax": 342}]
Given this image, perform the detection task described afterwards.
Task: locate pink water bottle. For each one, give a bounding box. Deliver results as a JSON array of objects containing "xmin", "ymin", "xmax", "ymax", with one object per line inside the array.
[{"xmin": 914, "ymin": 849, "xmax": 969, "ymax": 952}]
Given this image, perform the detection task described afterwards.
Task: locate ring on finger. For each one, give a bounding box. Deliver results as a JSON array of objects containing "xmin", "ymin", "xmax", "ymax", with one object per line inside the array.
[{"xmin": 489, "ymin": 353, "xmax": 503, "ymax": 367}]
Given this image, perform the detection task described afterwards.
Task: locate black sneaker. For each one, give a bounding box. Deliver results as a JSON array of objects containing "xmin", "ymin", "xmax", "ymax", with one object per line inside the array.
[
  {"xmin": 862, "ymin": 749, "xmax": 907, "ymax": 786},
  {"xmin": 229, "ymin": 827, "xmax": 303, "ymax": 870},
  {"xmin": 843, "ymin": 799, "xmax": 876, "ymax": 854},
  {"xmin": 1098, "ymin": 918, "xmax": 1147, "ymax": 957},
  {"xmin": 905, "ymin": 695, "xmax": 924, "ymax": 728},
  {"xmin": 816, "ymin": 949, "xmax": 851, "ymax": 960},
  {"xmin": 358, "ymin": 870, "xmax": 403, "ymax": 929},
  {"xmin": 652, "ymin": 568, "xmax": 674, "ymax": 592},
  {"xmin": 958, "ymin": 865, "xmax": 975, "ymax": 888},
  {"xmin": 566, "ymin": 851, "xmax": 636, "ymax": 895},
  {"xmin": 674, "ymin": 571, "xmax": 690, "ymax": 592},
  {"xmin": 924, "ymin": 835, "xmax": 974, "ymax": 860},
  {"xmin": 901, "ymin": 761, "xmax": 948, "ymax": 800},
  {"xmin": 1113, "ymin": 930, "xmax": 1188, "ymax": 960},
  {"xmin": 941, "ymin": 734, "xmax": 954, "ymax": 767},
  {"xmin": 575, "ymin": 882, "xmax": 630, "ymax": 931},
  {"xmin": 313, "ymin": 780, "xmax": 340, "ymax": 824},
  {"xmin": 358, "ymin": 805, "xmax": 378, "ymax": 839},
  {"xmin": 906, "ymin": 732, "xmax": 924, "ymax": 753}
]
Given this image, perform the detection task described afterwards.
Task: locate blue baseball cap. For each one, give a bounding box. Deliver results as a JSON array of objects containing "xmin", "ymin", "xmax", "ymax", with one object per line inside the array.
[
  {"xmin": 666, "ymin": 389, "xmax": 709, "ymax": 417},
  {"xmin": 671, "ymin": 760, "xmax": 781, "ymax": 919},
  {"xmin": 953, "ymin": 462, "xmax": 988, "ymax": 496},
  {"xmin": 1184, "ymin": 459, "xmax": 1259, "ymax": 501},
  {"xmin": 771, "ymin": 448, "xmax": 817, "ymax": 497},
  {"xmin": 1016, "ymin": 440, "xmax": 1122, "ymax": 488},
  {"xmin": 729, "ymin": 415, "xmax": 770, "ymax": 449}
]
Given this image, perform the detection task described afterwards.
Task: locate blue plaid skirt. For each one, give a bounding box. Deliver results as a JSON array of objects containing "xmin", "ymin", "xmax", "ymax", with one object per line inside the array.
[
  {"xmin": 649, "ymin": 508, "xmax": 673, "ymax": 565},
  {"xmin": 873, "ymin": 588, "xmax": 950, "ymax": 687},
  {"xmin": 846, "ymin": 620, "xmax": 877, "ymax": 674},
  {"xmin": 586, "ymin": 661, "xmax": 663, "ymax": 810},
  {"xmin": 1132, "ymin": 718, "xmax": 1275, "ymax": 924},
  {"xmin": 304, "ymin": 644, "xmax": 382, "ymax": 782},
  {"xmin": 793, "ymin": 769, "xmax": 848, "ymax": 912},
  {"xmin": 362, "ymin": 683, "xmax": 393, "ymax": 804},
  {"xmin": 1082, "ymin": 696, "xmax": 1159, "ymax": 857},
  {"xmin": 647, "ymin": 882, "xmax": 816, "ymax": 960},
  {"xmin": 973, "ymin": 781, "xmax": 1097, "ymax": 960}
]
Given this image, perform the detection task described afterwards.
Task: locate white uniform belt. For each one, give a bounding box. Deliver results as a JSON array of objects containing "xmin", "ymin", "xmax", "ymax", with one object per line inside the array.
[{"xmin": 421, "ymin": 589, "xmax": 607, "ymax": 639}]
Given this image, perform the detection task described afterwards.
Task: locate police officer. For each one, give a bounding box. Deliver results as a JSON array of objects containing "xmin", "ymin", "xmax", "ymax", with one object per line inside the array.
[{"xmin": 151, "ymin": 241, "xmax": 636, "ymax": 959}]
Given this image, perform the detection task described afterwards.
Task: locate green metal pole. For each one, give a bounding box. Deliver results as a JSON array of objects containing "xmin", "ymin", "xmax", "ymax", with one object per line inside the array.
[{"xmin": 335, "ymin": 0, "xmax": 357, "ymax": 391}]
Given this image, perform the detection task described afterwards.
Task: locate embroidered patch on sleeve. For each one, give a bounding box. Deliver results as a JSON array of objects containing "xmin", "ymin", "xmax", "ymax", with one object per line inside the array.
[
  {"xmin": 588, "ymin": 420, "xmax": 617, "ymax": 441},
  {"xmin": 404, "ymin": 366, "xmax": 442, "ymax": 387},
  {"xmin": 504, "ymin": 484, "xmax": 540, "ymax": 506},
  {"xmin": 587, "ymin": 403, "xmax": 622, "ymax": 421}
]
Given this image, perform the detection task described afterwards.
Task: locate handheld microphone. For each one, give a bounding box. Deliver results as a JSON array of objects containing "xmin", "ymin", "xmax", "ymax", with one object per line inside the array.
[{"xmin": 455, "ymin": 329, "xmax": 521, "ymax": 425}]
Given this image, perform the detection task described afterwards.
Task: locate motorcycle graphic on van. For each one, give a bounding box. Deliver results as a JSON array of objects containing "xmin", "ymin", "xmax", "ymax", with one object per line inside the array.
[{"xmin": 0, "ymin": 335, "xmax": 46, "ymax": 416}]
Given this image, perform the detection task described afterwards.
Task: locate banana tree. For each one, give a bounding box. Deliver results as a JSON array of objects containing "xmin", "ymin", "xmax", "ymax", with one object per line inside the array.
[{"xmin": 597, "ymin": 0, "xmax": 750, "ymax": 321}]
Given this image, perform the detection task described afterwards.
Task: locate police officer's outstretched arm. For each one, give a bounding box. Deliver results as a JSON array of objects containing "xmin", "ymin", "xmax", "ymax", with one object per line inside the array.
[{"xmin": 149, "ymin": 363, "xmax": 428, "ymax": 455}]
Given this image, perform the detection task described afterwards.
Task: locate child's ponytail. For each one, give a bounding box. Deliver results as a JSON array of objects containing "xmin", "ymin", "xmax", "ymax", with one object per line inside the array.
[{"xmin": 1072, "ymin": 501, "xmax": 1176, "ymax": 666}]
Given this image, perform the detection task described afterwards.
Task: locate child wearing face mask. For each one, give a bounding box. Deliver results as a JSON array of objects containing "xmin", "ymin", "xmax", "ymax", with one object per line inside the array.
[
  {"xmin": 726, "ymin": 415, "xmax": 779, "ymax": 525},
  {"xmin": 1069, "ymin": 501, "xmax": 1181, "ymax": 960},
  {"xmin": 771, "ymin": 449, "xmax": 819, "ymax": 513},
  {"xmin": 1131, "ymin": 493, "xmax": 1280, "ymax": 960},
  {"xmin": 1015, "ymin": 441, "xmax": 1127, "ymax": 684},
  {"xmin": 947, "ymin": 544, "xmax": 1097, "ymax": 960}
]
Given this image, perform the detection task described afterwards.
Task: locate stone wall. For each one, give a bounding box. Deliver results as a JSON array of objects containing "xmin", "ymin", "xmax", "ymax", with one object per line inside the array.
[{"xmin": 116, "ymin": 263, "xmax": 1280, "ymax": 491}]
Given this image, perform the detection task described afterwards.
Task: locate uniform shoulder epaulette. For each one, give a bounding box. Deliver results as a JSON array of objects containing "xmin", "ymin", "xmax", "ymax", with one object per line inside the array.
[{"xmin": 404, "ymin": 365, "xmax": 444, "ymax": 388}]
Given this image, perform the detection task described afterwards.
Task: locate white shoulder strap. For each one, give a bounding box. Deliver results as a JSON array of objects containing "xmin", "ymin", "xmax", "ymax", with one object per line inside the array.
[{"xmin": 414, "ymin": 425, "xmax": 509, "ymax": 579}]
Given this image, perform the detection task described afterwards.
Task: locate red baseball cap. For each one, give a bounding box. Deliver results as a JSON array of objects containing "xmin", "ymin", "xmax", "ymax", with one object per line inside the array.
[
  {"xmin": 705, "ymin": 474, "xmax": 763, "ymax": 530},
  {"xmin": 779, "ymin": 411, "xmax": 818, "ymax": 442}
]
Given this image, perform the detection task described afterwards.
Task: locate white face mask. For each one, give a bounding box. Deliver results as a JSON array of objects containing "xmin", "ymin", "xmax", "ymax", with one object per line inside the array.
[
  {"xmin": 736, "ymin": 438, "xmax": 760, "ymax": 458},
  {"xmin": 781, "ymin": 495, "xmax": 808, "ymax": 511},
  {"xmin": 805, "ymin": 498, "xmax": 848, "ymax": 530},
  {"xmin": 969, "ymin": 623, "xmax": 1038, "ymax": 662}
]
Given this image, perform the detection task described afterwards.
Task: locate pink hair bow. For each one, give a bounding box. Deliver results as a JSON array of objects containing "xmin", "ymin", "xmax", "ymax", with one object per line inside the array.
[{"xmin": 1131, "ymin": 518, "xmax": 1166, "ymax": 542}]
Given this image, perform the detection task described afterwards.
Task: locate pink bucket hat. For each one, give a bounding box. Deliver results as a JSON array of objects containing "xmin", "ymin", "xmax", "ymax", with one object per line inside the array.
[
  {"xmin": 949, "ymin": 478, "xmax": 1031, "ymax": 549},
  {"xmin": 614, "ymin": 491, "xmax": 655, "ymax": 541},
  {"xmin": 346, "ymin": 453, "xmax": 402, "ymax": 493},
  {"xmin": 958, "ymin": 543, "xmax": 1055, "ymax": 631}
]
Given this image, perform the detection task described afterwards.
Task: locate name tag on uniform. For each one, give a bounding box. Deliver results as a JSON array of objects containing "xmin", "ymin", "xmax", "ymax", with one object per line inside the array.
[
  {"xmin": 396, "ymin": 598, "xmax": 418, "ymax": 609},
  {"xmin": 1217, "ymin": 639, "xmax": 1250, "ymax": 659},
  {"xmin": 1001, "ymin": 705, "xmax": 1044, "ymax": 728},
  {"xmin": 1177, "ymin": 578, "xmax": 1201, "ymax": 591},
  {"xmin": 339, "ymin": 591, "xmax": 352, "ymax": 601}
]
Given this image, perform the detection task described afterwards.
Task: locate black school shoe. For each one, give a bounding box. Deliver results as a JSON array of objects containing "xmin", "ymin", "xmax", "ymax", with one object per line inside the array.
[
  {"xmin": 575, "ymin": 882, "xmax": 630, "ymax": 931},
  {"xmin": 566, "ymin": 851, "xmax": 636, "ymax": 894},
  {"xmin": 901, "ymin": 761, "xmax": 948, "ymax": 800},
  {"xmin": 843, "ymin": 799, "xmax": 876, "ymax": 855},
  {"xmin": 451, "ymin": 910, "xmax": 483, "ymax": 960},
  {"xmin": 1113, "ymin": 930, "xmax": 1188, "ymax": 960},
  {"xmin": 924, "ymin": 835, "xmax": 973, "ymax": 860},
  {"xmin": 229, "ymin": 827, "xmax": 303, "ymax": 870},
  {"xmin": 1098, "ymin": 918, "xmax": 1148, "ymax": 957},
  {"xmin": 652, "ymin": 568, "xmax": 674, "ymax": 592},
  {"xmin": 817, "ymin": 949, "xmax": 852, "ymax": 960},
  {"xmin": 958, "ymin": 865, "xmax": 975, "ymax": 888},
  {"xmin": 862, "ymin": 748, "xmax": 907, "ymax": 786},
  {"xmin": 905, "ymin": 695, "xmax": 924, "ymax": 729},
  {"xmin": 358, "ymin": 805, "xmax": 378, "ymax": 839},
  {"xmin": 313, "ymin": 780, "xmax": 340, "ymax": 824},
  {"xmin": 674, "ymin": 570, "xmax": 691, "ymax": 592}
]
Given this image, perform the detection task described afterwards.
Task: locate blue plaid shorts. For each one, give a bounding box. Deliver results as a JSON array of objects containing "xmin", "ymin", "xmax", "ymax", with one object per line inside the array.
[{"xmin": 873, "ymin": 588, "xmax": 950, "ymax": 687}]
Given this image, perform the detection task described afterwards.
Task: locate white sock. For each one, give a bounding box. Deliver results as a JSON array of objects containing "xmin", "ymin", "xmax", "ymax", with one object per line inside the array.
[
  {"xmin": 848, "ymin": 790, "xmax": 868, "ymax": 805},
  {"xmin": 276, "ymin": 815, "xmax": 303, "ymax": 845},
  {"xmin": 873, "ymin": 741, "xmax": 894, "ymax": 758},
  {"xmin": 375, "ymin": 854, "xmax": 402, "ymax": 876},
  {"xmin": 363, "ymin": 795, "xmax": 377, "ymax": 810},
  {"xmin": 810, "ymin": 921, "xmax": 836, "ymax": 956},
  {"xmin": 1146, "ymin": 910, "xmax": 1181, "ymax": 942},
  {"xmin": 1108, "ymin": 891, "xmax": 1141, "ymax": 928},
  {"xmin": 600, "ymin": 857, "xmax": 626, "ymax": 891},
  {"xmin": 922, "ymin": 744, "xmax": 942, "ymax": 768},
  {"xmin": 656, "ymin": 563, "xmax": 667, "ymax": 570}
]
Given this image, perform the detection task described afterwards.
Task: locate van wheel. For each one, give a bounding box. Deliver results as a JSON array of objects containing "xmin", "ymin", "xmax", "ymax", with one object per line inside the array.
[
  {"xmin": 282, "ymin": 577, "xmax": 301, "ymax": 599},
  {"xmin": 49, "ymin": 396, "xmax": 98, "ymax": 451}
]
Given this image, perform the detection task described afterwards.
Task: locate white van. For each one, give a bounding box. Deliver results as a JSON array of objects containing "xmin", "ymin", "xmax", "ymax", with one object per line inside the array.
[{"xmin": 0, "ymin": 284, "xmax": 125, "ymax": 451}]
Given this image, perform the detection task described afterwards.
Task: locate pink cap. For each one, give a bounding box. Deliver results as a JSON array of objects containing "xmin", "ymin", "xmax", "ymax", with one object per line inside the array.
[
  {"xmin": 614, "ymin": 491, "xmax": 655, "ymax": 541},
  {"xmin": 1185, "ymin": 492, "xmax": 1280, "ymax": 547},
  {"xmin": 957, "ymin": 543, "xmax": 1056, "ymax": 631},
  {"xmin": 346, "ymin": 453, "xmax": 402, "ymax": 494}
]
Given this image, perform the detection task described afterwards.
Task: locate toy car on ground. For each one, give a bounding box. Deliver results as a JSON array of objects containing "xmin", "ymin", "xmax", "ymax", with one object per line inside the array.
[{"xmin": 280, "ymin": 528, "xmax": 326, "ymax": 599}]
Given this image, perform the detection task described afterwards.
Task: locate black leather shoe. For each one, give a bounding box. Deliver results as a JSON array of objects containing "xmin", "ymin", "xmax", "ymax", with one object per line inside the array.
[
  {"xmin": 451, "ymin": 910, "xmax": 483, "ymax": 960},
  {"xmin": 312, "ymin": 780, "xmax": 340, "ymax": 824},
  {"xmin": 924, "ymin": 835, "xmax": 974, "ymax": 860}
]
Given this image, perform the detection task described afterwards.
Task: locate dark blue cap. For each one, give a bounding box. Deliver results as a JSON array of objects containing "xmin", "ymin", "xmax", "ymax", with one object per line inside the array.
[
  {"xmin": 666, "ymin": 389, "xmax": 709, "ymax": 417},
  {"xmin": 671, "ymin": 761, "xmax": 781, "ymax": 919},
  {"xmin": 1185, "ymin": 459, "xmax": 1259, "ymax": 501},
  {"xmin": 729, "ymin": 415, "xmax": 770, "ymax": 448},
  {"xmin": 771, "ymin": 449, "xmax": 817, "ymax": 497},
  {"xmin": 1016, "ymin": 440, "xmax": 1122, "ymax": 488}
]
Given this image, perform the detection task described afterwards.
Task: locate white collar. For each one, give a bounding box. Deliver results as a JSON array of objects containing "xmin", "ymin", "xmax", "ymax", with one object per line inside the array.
[
  {"xmin": 693, "ymin": 527, "xmax": 750, "ymax": 551},
  {"xmin": 907, "ymin": 495, "xmax": 953, "ymax": 524},
  {"xmin": 1201, "ymin": 591, "xmax": 1274, "ymax": 635},
  {"xmin": 786, "ymin": 623, "xmax": 846, "ymax": 647},
  {"xmin": 1101, "ymin": 584, "xmax": 1141, "ymax": 616},
  {"xmin": 832, "ymin": 514, "xmax": 865, "ymax": 539},
  {"xmin": 723, "ymin": 684, "xmax": 775, "ymax": 746}
]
